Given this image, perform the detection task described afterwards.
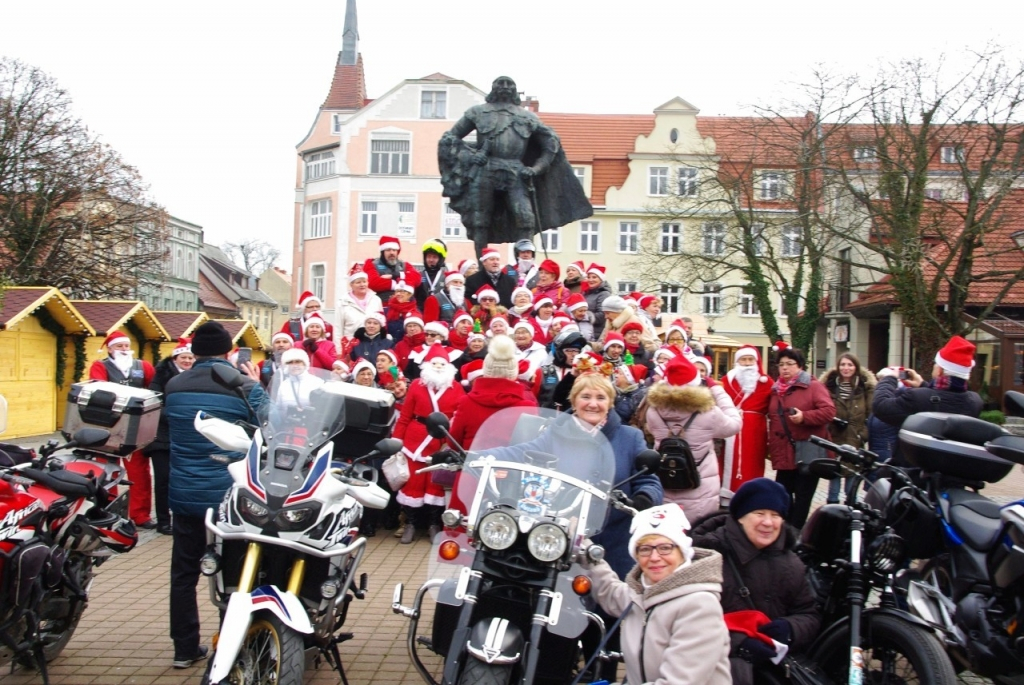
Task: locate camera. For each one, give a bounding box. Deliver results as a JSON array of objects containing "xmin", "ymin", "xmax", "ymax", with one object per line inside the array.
[
  {"xmin": 898, "ymin": 369, "xmax": 909, "ymax": 380},
  {"xmin": 788, "ymin": 407, "xmax": 798, "ymax": 416}
]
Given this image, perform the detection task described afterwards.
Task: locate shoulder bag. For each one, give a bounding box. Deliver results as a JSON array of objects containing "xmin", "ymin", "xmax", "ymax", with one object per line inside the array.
[{"xmin": 777, "ymin": 402, "xmax": 827, "ymax": 475}]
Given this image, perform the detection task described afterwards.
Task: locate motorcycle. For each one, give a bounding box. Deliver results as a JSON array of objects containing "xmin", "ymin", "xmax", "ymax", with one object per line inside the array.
[
  {"xmin": 392, "ymin": 407, "xmax": 661, "ymax": 685},
  {"xmin": 194, "ymin": 364, "xmax": 399, "ymax": 685},
  {"xmin": 0, "ymin": 420, "xmax": 138, "ymax": 683},
  {"xmin": 797, "ymin": 434, "xmax": 957, "ymax": 684},
  {"xmin": 878, "ymin": 402, "xmax": 1024, "ymax": 684}
]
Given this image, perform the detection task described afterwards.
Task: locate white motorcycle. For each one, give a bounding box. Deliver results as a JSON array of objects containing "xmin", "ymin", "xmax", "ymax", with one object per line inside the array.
[{"xmin": 195, "ymin": 365, "xmax": 399, "ymax": 685}]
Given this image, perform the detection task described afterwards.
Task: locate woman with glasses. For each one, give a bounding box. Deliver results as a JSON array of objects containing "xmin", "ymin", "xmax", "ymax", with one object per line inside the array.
[
  {"xmin": 766, "ymin": 344, "xmax": 836, "ymax": 527},
  {"xmin": 587, "ymin": 503, "xmax": 732, "ymax": 685}
]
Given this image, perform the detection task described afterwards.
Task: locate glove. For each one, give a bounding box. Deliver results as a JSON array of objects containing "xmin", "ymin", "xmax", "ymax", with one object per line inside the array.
[
  {"xmin": 303, "ymin": 339, "xmax": 317, "ymax": 354},
  {"xmin": 632, "ymin": 492, "xmax": 654, "ymax": 511},
  {"xmin": 739, "ymin": 636, "xmax": 778, "ymax": 664},
  {"xmin": 758, "ymin": 618, "xmax": 792, "ymax": 645}
]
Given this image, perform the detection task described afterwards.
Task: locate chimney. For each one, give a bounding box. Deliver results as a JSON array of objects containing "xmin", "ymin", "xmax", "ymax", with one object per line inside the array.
[{"xmin": 523, "ymin": 95, "xmax": 539, "ymax": 113}]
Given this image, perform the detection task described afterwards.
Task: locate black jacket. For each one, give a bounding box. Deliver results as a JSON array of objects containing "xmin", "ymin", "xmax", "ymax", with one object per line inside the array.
[
  {"xmin": 583, "ymin": 282, "xmax": 612, "ymax": 338},
  {"xmin": 466, "ymin": 269, "xmax": 517, "ymax": 308},
  {"xmin": 872, "ymin": 376, "xmax": 982, "ymax": 428},
  {"xmin": 350, "ymin": 327, "xmax": 394, "ymax": 363}
]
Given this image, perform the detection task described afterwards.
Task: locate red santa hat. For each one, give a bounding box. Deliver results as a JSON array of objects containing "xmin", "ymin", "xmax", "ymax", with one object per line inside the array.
[
  {"xmin": 586, "ymin": 263, "xmax": 606, "ymax": 281},
  {"xmin": 458, "ymin": 259, "xmax": 474, "ymax": 275},
  {"xmin": 618, "ymin": 364, "xmax": 649, "ymax": 385},
  {"xmin": 603, "ymin": 331, "xmax": 626, "ymax": 350},
  {"xmin": 444, "ymin": 270, "xmax": 465, "ymax": 285},
  {"xmin": 552, "ymin": 312, "xmax": 572, "ymax": 325},
  {"xmin": 301, "ymin": 312, "xmax": 328, "ymax": 333},
  {"xmin": 538, "ymin": 259, "xmax": 560, "ymax": 279},
  {"xmin": 560, "ymin": 322, "xmax": 581, "ymax": 335},
  {"xmin": 665, "ymin": 355, "xmax": 701, "ymax": 387},
  {"xmin": 653, "ymin": 346, "xmax": 676, "ymax": 363},
  {"xmin": 512, "ymin": 286, "xmax": 533, "ymax": 302},
  {"xmin": 377, "ymin": 349, "xmax": 398, "ymax": 367},
  {"xmin": 566, "ymin": 261, "xmax": 586, "ymax": 277},
  {"xmin": 517, "ymin": 359, "xmax": 533, "ymax": 381},
  {"xmin": 297, "ymin": 290, "xmax": 321, "ymax": 308},
  {"xmin": 350, "ymin": 358, "xmax": 376, "ymax": 378},
  {"xmin": 479, "ymin": 246, "xmax": 501, "ymax": 262},
  {"xmin": 103, "ymin": 331, "xmax": 131, "ymax": 348},
  {"xmin": 421, "ymin": 343, "xmax": 453, "ymax": 366},
  {"xmin": 172, "ymin": 337, "xmax": 192, "ymax": 357},
  {"xmin": 621, "ymin": 321, "xmax": 645, "ymax": 336},
  {"xmin": 532, "ymin": 292, "xmax": 554, "ymax": 310},
  {"xmin": 394, "ymin": 281, "xmax": 415, "ymax": 294},
  {"xmin": 935, "ymin": 335, "xmax": 976, "ymax": 379},
  {"xmin": 772, "ymin": 340, "xmax": 790, "ymax": 352},
  {"xmin": 734, "ymin": 346, "xmax": 761, "ymax": 366},
  {"xmin": 453, "ymin": 310, "xmax": 473, "ymax": 327},
  {"xmin": 365, "ymin": 310, "xmax": 387, "ymax": 326},
  {"xmin": 638, "ymin": 294, "xmax": 658, "ymax": 310},
  {"xmin": 665, "ymin": 319, "xmax": 689, "ymax": 340},
  {"xmin": 461, "ymin": 358, "xmax": 486, "ymax": 383},
  {"xmin": 474, "ymin": 284, "xmax": 499, "ymax": 302},
  {"xmin": 348, "ymin": 263, "xmax": 369, "ymax": 283},
  {"xmin": 467, "ymin": 331, "xmax": 487, "ymax": 343},
  {"xmin": 692, "ymin": 356, "xmax": 713, "ymax": 377},
  {"xmin": 378, "ymin": 235, "xmax": 401, "ymax": 252},
  {"xmin": 424, "ymin": 321, "xmax": 450, "ymax": 339},
  {"xmin": 271, "ymin": 331, "xmax": 294, "ymax": 345},
  {"xmin": 403, "ymin": 312, "xmax": 424, "ymax": 329},
  {"xmin": 332, "ymin": 359, "xmax": 350, "ymax": 375},
  {"xmin": 512, "ymin": 320, "xmax": 535, "ymax": 336},
  {"xmin": 566, "ymin": 293, "xmax": 588, "ymax": 312}
]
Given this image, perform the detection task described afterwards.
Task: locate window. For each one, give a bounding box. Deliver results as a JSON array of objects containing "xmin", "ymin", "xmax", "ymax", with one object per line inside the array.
[
  {"xmin": 924, "ymin": 188, "xmax": 943, "ymax": 200},
  {"xmin": 539, "ymin": 227, "xmax": 561, "ymax": 252},
  {"xmin": 660, "ymin": 284, "xmax": 681, "ymax": 314},
  {"xmin": 941, "ymin": 145, "xmax": 964, "ymax": 164},
  {"xmin": 781, "ymin": 225, "xmax": 801, "ymax": 257},
  {"xmin": 573, "ymin": 167, "xmax": 586, "ymax": 185},
  {"xmin": 305, "ymin": 151, "xmax": 336, "ymax": 181},
  {"xmin": 649, "ymin": 167, "xmax": 669, "ymax": 196},
  {"xmin": 618, "ymin": 222, "xmax": 638, "ymax": 253},
  {"xmin": 701, "ymin": 283, "xmax": 722, "ymax": 315},
  {"xmin": 370, "ymin": 139, "xmax": 410, "ymax": 175},
  {"xmin": 618, "ymin": 281, "xmax": 638, "ymax": 295},
  {"xmin": 853, "ymin": 147, "xmax": 876, "ymax": 161},
  {"xmin": 660, "ymin": 223, "xmax": 681, "ymax": 254},
  {"xmin": 740, "ymin": 286, "xmax": 760, "ymax": 316},
  {"xmin": 579, "ymin": 221, "xmax": 600, "ymax": 253},
  {"xmin": 420, "ymin": 90, "xmax": 447, "ymax": 119},
  {"xmin": 360, "ymin": 201, "xmax": 378, "ymax": 236},
  {"xmin": 702, "ymin": 222, "xmax": 725, "ymax": 255},
  {"xmin": 443, "ymin": 203, "xmax": 464, "ymax": 239},
  {"xmin": 748, "ymin": 223, "xmax": 766, "ymax": 256},
  {"xmin": 677, "ymin": 167, "xmax": 698, "ymax": 197},
  {"xmin": 308, "ymin": 199, "xmax": 332, "ymax": 238},
  {"xmin": 186, "ymin": 252, "xmax": 195, "ymax": 279},
  {"xmin": 759, "ymin": 171, "xmax": 785, "ymax": 200},
  {"xmin": 332, "ymin": 114, "xmax": 342, "ymax": 134},
  {"xmin": 310, "ymin": 264, "xmax": 326, "ymax": 302}
]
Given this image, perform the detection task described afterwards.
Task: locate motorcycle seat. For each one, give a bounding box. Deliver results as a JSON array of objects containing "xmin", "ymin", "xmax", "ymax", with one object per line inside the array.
[
  {"xmin": 945, "ymin": 488, "xmax": 1002, "ymax": 552},
  {"xmin": 20, "ymin": 467, "xmax": 96, "ymax": 498}
]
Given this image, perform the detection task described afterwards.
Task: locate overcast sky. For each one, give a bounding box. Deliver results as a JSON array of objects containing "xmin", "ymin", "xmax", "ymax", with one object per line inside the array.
[{"xmin": 1, "ymin": 1, "xmax": 1017, "ymax": 271}]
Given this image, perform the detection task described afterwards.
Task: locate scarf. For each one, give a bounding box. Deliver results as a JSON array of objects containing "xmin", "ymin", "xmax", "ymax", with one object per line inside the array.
[
  {"xmin": 449, "ymin": 330, "xmax": 469, "ymax": 351},
  {"xmin": 386, "ymin": 298, "xmax": 417, "ymax": 322},
  {"xmin": 928, "ymin": 375, "xmax": 967, "ymax": 392},
  {"xmin": 774, "ymin": 375, "xmax": 797, "ymax": 396},
  {"xmin": 837, "ymin": 379, "xmax": 853, "ymax": 400},
  {"xmin": 403, "ymin": 331, "xmax": 426, "ymax": 348}
]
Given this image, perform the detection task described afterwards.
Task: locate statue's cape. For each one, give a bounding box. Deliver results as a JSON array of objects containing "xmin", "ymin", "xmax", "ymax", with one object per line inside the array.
[{"xmin": 438, "ymin": 120, "xmax": 593, "ymax": 244}]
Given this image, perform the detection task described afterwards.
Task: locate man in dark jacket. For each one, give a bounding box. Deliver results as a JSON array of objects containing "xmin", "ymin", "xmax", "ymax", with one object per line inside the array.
[
  {"xmin": 414, "ymin": 238, "xmax": 448, "ymax": 310},
  {"xmin": 873, "ymin": 335, "xmax": 982, "ymax": 465},
  {"xmin": 163, "ymin": 321, "xmax": 265, "ymax": 669},
  {"xmin": 465, "ymin": 245, "xmax": 517, "ymax": 308}
]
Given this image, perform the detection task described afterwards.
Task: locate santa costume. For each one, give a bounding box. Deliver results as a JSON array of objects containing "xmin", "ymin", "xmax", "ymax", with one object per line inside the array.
[
  {"xmin": 279, "ymin": 291, "xmax": 335, "ymax": 342},
  {"xmin": 720, "ymin": 346, "xmax": 772, "ymax": 493}
]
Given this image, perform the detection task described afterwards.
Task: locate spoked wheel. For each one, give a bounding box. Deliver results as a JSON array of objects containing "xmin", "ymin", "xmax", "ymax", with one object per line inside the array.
[
  {"xmin": 812, "ymin": 614, "xmax": 957, "ymax": 684},
  {"xmin": 218, "ymin": 611, "xmax": 305, "ymax": 685}
]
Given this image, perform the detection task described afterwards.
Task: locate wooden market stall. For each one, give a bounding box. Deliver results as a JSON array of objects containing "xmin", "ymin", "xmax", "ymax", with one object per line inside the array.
[
  {"xmin": 152, "ymin": 311, "xmax": 209, "ymax": 359},
  {"xmin": 0, "ymin": 287, "xmax": 93, "ymax": 438},
  {"xmin": 213, "ymin": 319, "xmax": 268, "ymax": 363}
]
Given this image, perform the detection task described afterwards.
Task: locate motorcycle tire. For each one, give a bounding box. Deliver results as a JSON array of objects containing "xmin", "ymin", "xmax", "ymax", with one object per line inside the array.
[
  {"xmin": 457, "ymin": 657, "xmax": 513, "ymax": 685},
  {"xmin": 16, "ymin": 556, "xmax": 94, "ymax": 668},
  {"xmin": 812, "ymin": 613, "xmax": 957, "ymax": 684},
  {"xmin": 203, "ymin": 611, "xmax": 305, "ymax": 685}
]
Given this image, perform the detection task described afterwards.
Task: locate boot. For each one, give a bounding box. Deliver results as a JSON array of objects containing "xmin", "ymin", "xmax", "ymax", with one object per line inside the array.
[
  {"xmin": 426, "ymin": 504, "xmax": 443, "ymax": 540},
  {"xmin": 399, "ymin": 523, "xmax": 416, "ymax": 544},
  {"xmin": 393, "ymin": 509, "xmax": 407, "ymax": 538}
]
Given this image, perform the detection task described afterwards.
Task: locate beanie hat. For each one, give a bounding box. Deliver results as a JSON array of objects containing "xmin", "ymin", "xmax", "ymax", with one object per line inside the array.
[
  {"xmin": 621, "ymin": 321, "xmax": 644, "ymax": 336},
  {"xmin": 483, "ymin": 335, "xmax": 519, "ymax": 380},
  {"xmin": 379, "ymin": 235, "xmax": 401, "ymax": 252},
  {"xmin": 281, "ymin": 347, "xmax": 310, "ymax": 367},
  {"xmin": 601, "ymin": 296, "xmax": 627, "ymax": 313},
  {"xmin": 421, "ymin": 238, "xmax": 447, "ymax": 259},
  {"xmin": 587, "ymin": 263, "xmax": 606, "ymax": 281},
  {"xmin": 424, "ymin": 321, "xmax": 450, "ymax": 339},
  {"xmin": 638, "ymin": 294, "xmax": 657, "ymax": 310},
  {"xmin": 103, "ymin": 331, "xmax": 131, "ymax": 349},
  {"xmin": 191, "ymin": 321, "xmax": 234, "ymax": 357},
  {"xmin": 444, "ymin": 270, "xmax": 464, "ymax": 285},
  {"xmin": 297, "ymin": 290, "xmax": 321, "ymax": 308},
  {"xmin": 730, "ymin": 478, "xmax": 791, "ymax": 520},
  {"xmin": 172, "ymin": 337, "xmax": 192, "ymax": 357},
  {"xmin": 665, "ymin": 355, "xmax": 700, "ymax": 387},
  {"xmin": 461, "ymin": 358, "xmax": 485, "ymax": 383},
  {"xmin": 935, "ymin": 335, "xmax": 976, "ymax": 379},
  {"xmin": 512, "ymin": 286, "xmax": 533, "ymax": 302},
  {"xmin": 302, "ymin": 313, "xmax": 327, "ymax": 333},
  {"xmin": 566, "ymin": 261, "xmax": 586, "ymax": 277},
  {"xmin": 479, "ymin": 246, "xmax": 501, "ymax": 262},
  {"xmin": 603, "ymin": 332, "xmax": 626, "ymax": 350},
  {"xmin": 271, "ymin": 331, "xmax": 293, "ymax": 345},
  {"xmin": 566, "ymin": 293, "xmax": 588, "ymax": 312},
  {"xmin": 628, "ymin": 504, "xmax": 695, "ymax": 563},
  {"xmin": 350, "ymin": 358, "xmax": 376, "ymax": 379},
  {"xmin": 539, "ymin": 259, "xmax": 560, "ymax": 279}
]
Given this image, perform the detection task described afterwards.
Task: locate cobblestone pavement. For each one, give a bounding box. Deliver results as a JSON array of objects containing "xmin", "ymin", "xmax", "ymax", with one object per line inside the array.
[{"xmin": 3, "ymin": 432, "xmax": 1018, "ymax": 684}]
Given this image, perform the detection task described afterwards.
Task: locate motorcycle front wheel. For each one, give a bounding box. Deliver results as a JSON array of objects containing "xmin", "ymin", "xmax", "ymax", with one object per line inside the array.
[
  {"xmin": 812, "ymin": 614, "xmax": 956, "ymax": 684},
  {"xmin": 457, "ymin": 657, "xmax": 513, "ymax": 685},
  {"xmin": 16, "ymin": 555, "xmax": 94, "ymax": 668},
  {"xmin": 202, "ymin": 611, "xmax": 305, "ymax": 685}
]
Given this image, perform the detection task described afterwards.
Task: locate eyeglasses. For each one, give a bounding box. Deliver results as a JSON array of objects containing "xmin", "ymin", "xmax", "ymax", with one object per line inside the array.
[
  {"xmin": 425, "ymin": 332, "xmax": 442, "ymax": 338},
  {"xmin": 777, "ymin": 361, "xmax": 799, "ymax": 367},
  {"xmin": 636, "ymin": 543, "xmax": 678, "ymax": 558}
]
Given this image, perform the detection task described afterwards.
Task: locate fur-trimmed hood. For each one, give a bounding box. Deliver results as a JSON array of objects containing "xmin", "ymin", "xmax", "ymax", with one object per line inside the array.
[
  {"xmin": 819, "ymin": 366, "xmax": 877, "ymax": 393},
  {"xmin": 626, "ymin": 547, "xmax": 723, "ymax": 602},
  {"xmin": 645, "ymin": 381, "xmax": 715, "ymax": 414}
]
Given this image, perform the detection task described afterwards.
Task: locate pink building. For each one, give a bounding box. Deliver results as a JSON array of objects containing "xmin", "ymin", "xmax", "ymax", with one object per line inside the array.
[{"xmin": 291, "ymin": 0, "xmax": 485, "ymax": 325}]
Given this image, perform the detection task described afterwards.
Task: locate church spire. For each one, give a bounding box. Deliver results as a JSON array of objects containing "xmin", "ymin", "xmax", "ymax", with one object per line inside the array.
[{"xmin": 340, "ymin": 0, "xmax": 359, "ymax": 66}]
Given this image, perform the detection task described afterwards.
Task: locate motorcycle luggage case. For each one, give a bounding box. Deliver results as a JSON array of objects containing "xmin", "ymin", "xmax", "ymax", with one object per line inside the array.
[
  {"xmin": 989, "ymin": 504, "xmax": 1024, "ymax": 589},
  {"xmin": 321, "ymin": 382, "xmax": 395, "ymax": 458},
  {"xmin": 63, "ymin": 381, "xmax": 161, "ymax": 456},
  {"xmin": 899, "ymin": 412, "xmax": 1012, "ymax": 483}
]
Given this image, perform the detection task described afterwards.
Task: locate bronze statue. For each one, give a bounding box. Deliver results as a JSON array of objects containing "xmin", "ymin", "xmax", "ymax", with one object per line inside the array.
[{"xmin": 438, "ymin": 76, "xmax": 592, "ymax": 257}]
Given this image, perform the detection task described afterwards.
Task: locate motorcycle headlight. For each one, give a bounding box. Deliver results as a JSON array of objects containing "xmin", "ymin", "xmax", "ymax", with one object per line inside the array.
[
  {"xmin": 239, "ymin": 493, "xmax": 270, "ymax": 526},
  {"xmin": 478, "ymin": 511, "xmax": 517, "ymax": 551},
  {"xmin": 868, "ymin": 531, "xmax": 905, "ymax": 573},
  {"xmin": 527, "ymin": 523, "xmax": 567, "ymax": 562},
  {"xmin": 274, "ymin": 504, "xmax": 321, "ymax": 532}
]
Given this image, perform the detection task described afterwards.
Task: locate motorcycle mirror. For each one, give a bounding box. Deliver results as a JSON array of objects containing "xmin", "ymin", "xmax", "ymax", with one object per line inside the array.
[
  {"xmin": 375, "ymin": 438, "xmax": 403, "ymax": 457},
  {"xmin": 424, "ymin": 412, "xmax": 451, "ymax": 440},
  {"xmin": 72, "ymin": 427, "xmax": 111, "ymax": 448},
  {"xmin": 211, "ymin": 364, "xmax": 246, "ymax": 390},
  {"xmin": 634, "ymin": 450, "xmax": 661, "ymax": 475},
  {"xmin": 807, "ymin": 459, "xmax": 841, "ymax": 479},
  {"xmin": 1005, "ymin": 390, "xmax": 1024, "ymax": 418}
]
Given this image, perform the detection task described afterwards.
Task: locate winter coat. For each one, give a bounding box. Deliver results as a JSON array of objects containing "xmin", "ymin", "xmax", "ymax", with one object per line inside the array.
[
  {"xmin": 164, "ymin": 359, "xmax": 266, "ymax": 518},
  {"xmin": 336, "ymin": 290, "xmax": 384, "ymax": 339},
  {"xmin": 415, "ymin": 263, "xmax": 447, "ymax": 311},
  {"xmin": 767, "ymin": 371, "xmax": 836, "ymax": 471},
  {"xmin": 466, "ymin": 269, "xmax": 517, "ymax": 308},
  {"xmin": 583, "ymin": 281, "xmax": 612, "ymax": 338},
  {"xmin": 143, "ymin": 357, "xmax": 183, "ymax": 454},
  {"xmin": 350, "ymin": 326, "xmax": 393, "ymax": 363},
  {"xmin": 588, "ymin": 548, "xmax": 732, "ymax": 685},
  {"xmin": 362, "ymin": 256, "xmax": 422, "ymax": 298},
  {"xmin": 872, "ymin": 376, "xmax": 982, "ymax": 428},
  {"xmin": 691, "ymin": 514, "xmax": 821, "ymax": 652},
  {"xmin": 392, "ymin": 378, "xmax": 465, "ymax": 463},
  {"xmin": 569, "ymin": 312, "xmax": 596, "ymax": 342},
  {"xmin": 279, "ymin": 316, "xmax": 335, "ymax": 342},
  {"xmin": 300, "ymin": 338, "xmax": 338, "ymax": 371},
  {"xmin": 599, "ymin": 308, "xmax": 658, "ymax": 352},
  {"xmin": 644, "ymin": 383, "xmax": 743, "ymax": 521},
  {"xmin": 531, "ymin": 281, "xmax": 571, "ymax": 309},
  {"xmin": 868, "ymin": 414, "xmax": 899, "ymax": 463},
  {"xmin": 449, "ymin": 377, "xmax": 538, "ymax": 448},
  {"xmin": 516, "ymin": 340, "xmax": 551, "ymax": 376},
  {"xmin": 820, "ymin": 367, "xmax": 876, "ymax": 449}
]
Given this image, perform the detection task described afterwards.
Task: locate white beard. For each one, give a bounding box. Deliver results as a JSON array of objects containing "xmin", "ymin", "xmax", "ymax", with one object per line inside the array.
[
  {"xmin": 111, "ymin": 350, "xmax": 134, "ymax": 374},
  {"xmin": 733, "ymin": 365, "xmax": 760, "ymax": 394},
  {"xmin": 421, "ymin": 363, "xmax": 456, "ymax": 391},
  {"xmin": 448, "ymin": 286, "xmax": 465, "ymax": 309}
]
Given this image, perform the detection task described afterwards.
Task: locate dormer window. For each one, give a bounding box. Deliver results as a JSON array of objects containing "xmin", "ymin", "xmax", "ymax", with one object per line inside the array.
[
  {"xmin": 941, "ymin": 145, "xmax": 965, "ymax": 164},
  {"xmin": 421, "ymin": 90, "xmax": 447, "ymax": 119}
]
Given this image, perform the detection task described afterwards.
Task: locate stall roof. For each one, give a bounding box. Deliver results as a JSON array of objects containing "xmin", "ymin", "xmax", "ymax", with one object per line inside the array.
[
  {"xmin": 152, "ymin": 311, "xmax": 209, "ymax": 340},
  {"xmin": 0, "ymin": 287, "xmax": 93, "ymax": 334},
  {"xmin": 212, "ymin": 319, "xmax": 266, "ymax": 351},
  {"xmin": 70, "ymin": 300, "xmax": 169, "ymax": 341}
]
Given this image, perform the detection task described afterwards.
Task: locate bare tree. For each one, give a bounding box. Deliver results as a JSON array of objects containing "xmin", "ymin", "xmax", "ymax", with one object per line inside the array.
[
  {"xmin": 0, "ymin": 58, "xmax": 167, "ymax": 298},
  {"xmin": 221, "ymin": 239, "xmax": 281, "ymax": 276}
]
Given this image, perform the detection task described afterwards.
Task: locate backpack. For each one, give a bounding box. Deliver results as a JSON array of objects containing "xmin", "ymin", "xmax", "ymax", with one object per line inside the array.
[{"xmin": 655, "ymin": 411, "xmax": 701, "ymax": 491}]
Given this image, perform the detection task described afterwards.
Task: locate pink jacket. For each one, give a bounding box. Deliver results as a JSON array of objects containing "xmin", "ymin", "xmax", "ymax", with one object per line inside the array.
[{"xmin": 644, "ymin": 382, "xmax": 742, "ymax": 521}]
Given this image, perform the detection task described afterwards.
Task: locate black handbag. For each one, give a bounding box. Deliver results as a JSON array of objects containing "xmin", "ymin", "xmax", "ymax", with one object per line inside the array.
[
  {"xmin": 777, "ymin": 404, "xmax": 827, "ymax": 475},
  {"xmin": 655, "ymin": 411, "xmax": 701, "ymax": 490}
]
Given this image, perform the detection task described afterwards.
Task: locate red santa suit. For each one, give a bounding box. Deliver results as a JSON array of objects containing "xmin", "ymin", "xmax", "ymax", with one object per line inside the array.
[
  {"xmin": 393, "ymin": 345, "xmax": 465, "ymax": 509},
  {"xmin": 720, "ymin": 346, "xmax": 772, "ymax": 492}
]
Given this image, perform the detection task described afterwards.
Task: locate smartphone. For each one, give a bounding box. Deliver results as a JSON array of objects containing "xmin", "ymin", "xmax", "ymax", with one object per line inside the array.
[
  {"xmin": 788, "ymin": 407, "xmax": 798, "ymax": 416},
  {"xmin": 236, "ymin": 347, "xmax": 252, "ymax": 366},
  {"xmin": 898, "ymin": 369, "xmax": 909, "ymax": 380}
]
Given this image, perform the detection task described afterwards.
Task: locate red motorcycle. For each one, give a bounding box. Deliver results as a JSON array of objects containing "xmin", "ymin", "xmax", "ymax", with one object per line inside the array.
[{"xmin": 0, "ymin": 426, "xmax": 137, "ymax": 683}]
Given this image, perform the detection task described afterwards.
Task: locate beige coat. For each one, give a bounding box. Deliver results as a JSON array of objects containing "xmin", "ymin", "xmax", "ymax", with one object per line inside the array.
[
  {"xmin": 598, "ymin": 308, "xmax": 658, "ymax": 352},
  {"xmin": 590, "ymin": 548, "xmax": 733, "ymax": 685}
]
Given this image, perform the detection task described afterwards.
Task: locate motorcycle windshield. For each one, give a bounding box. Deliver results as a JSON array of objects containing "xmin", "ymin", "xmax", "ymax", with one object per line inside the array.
[{"xmin": 457, "ymin": 407, "xmax": 616, "ymax": 542}]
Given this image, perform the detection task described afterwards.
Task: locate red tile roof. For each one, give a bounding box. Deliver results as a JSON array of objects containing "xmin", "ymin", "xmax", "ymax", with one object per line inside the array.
[
  {"xmin": 152, "ymin": 311, "xmax": 208, "ymax": 339},
  {"xmin": 420, "ymin": 72, "xmax": 455, "ymax": 81},
  {"xmin": 322, "ymin": 54, "xmax": 367, "ymax": 111},
  {"xmin": 198, "ymin": 272, "xmax": 237, "ymax": 313},
  {"xmin": 69, "ymin": 301, "xmax": 136, "ymax": 335},
  {"xmin": 0, "ymin": 287, "xmax": 92, "ymax": 334}
]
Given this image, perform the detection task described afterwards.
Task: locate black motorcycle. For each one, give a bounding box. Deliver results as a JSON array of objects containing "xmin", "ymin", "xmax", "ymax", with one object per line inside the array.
[{"xmin": 798, "ymin": 435, "xmax": 957, "ymax": 684}]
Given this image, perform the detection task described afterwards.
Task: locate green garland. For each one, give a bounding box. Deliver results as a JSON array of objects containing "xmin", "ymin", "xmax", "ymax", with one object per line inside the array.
[
  {"xmin": 71, "ymin": 334, "xmax": 87, "ymax": 383},
  {"xmin": 124, "ymin": 319, "xmax": 145, "ymax": 355},
  {"xmin": 149, "ymin": 339, "xmax": 161, "ymax": 364},
  {"xmin": 33, "ymin": 308, "xmax": 67, "ymax": 388}
]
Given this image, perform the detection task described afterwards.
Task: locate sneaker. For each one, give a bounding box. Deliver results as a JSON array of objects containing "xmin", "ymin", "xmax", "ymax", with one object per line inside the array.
[{"xmin": 173, "ymin": 645, "xmax": 209, "ymax": 669}]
